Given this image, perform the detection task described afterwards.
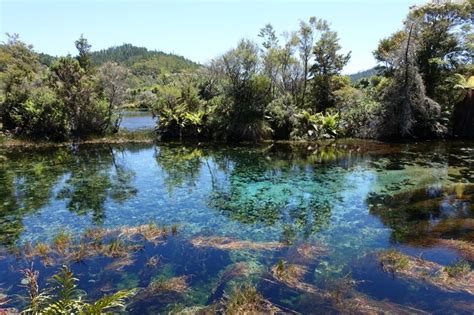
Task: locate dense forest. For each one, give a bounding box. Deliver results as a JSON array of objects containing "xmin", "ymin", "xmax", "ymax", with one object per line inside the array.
[{"xmin": 0, "ymin": 0, "xmax": 473, "ymax": 141}]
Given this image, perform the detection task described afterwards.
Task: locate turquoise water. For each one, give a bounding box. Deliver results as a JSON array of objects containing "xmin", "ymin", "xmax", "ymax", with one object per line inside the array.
[{"xmin": 0, "ymin": 140, "xmax": 473, "ymax": 313}]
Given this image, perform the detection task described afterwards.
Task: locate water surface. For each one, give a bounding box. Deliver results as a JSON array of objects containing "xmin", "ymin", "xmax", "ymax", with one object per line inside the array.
[
  {"xmin": 0, "ymin": 140, "xmax": 472, "ymax": 313},
  {"xmin": 120, "ymin": 110, "xmax": 156, "ymax": 131}
]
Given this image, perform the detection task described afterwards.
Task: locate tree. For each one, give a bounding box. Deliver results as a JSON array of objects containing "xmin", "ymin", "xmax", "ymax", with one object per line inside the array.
[
  {"xmin": 408, "ymin": 0, "xmax": 473, "ymax": 98},
  {"xmin": 219, "ymin": 40, "xmax": 272, "ymax": 140},
  {"xmin": 98, "ymin": 61, "xmax": 131, "ymax": 131},
  {"xmin": 310, "ymin": 27, "xmax": 351, "ymax": 111},
  {"xmin": 75, "ymin": 34, "xmax": 92, "ymax": 72},
  {"xmin": 379, "ymin": 23, "xmax": 445, "ymax": 139},
  {"xmin": 258, "ymin": 24, "xmax": 279, "ymax": 97},
  {"xmin": 297, "ymin": 17, "xmax": 328, "ymax": 106},
  {"xmin": 374, "ymin": 1, "xmax": 473, "ymax": 100},
  {"xmin": 373, "ymin": 31, "xmax": 407, "ymax": 75}
]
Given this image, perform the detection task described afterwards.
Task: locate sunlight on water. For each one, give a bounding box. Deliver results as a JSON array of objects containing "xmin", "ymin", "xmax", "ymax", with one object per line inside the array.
[{"xmin": 0, "ymin": 140, "xmax": 473, "ymax": 313}]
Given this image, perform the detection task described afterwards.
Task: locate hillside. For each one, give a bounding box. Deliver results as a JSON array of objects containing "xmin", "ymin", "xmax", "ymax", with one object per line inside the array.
[
  {"xmin": 349, "ymin": 67, "xmax": 378, "ymax": 82},
  {"xmin": 91, "ymin": 43, "xmax": 200, "ymax": 74},
  {"xmin": 36, "ymin": 44, "xmax": 201, "ymax": 87}
]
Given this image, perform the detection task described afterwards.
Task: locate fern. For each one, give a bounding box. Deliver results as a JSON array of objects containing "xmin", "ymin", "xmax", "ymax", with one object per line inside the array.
[
  {"xmin": 80, "ymin": 290, "xmax": 136, "ymax": 315},
  {"xmin": 20, "ymin": 266, "xmax": 135, "ymax": 314}
]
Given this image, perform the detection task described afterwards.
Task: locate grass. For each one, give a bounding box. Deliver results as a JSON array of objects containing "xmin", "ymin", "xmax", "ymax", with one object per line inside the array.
[
  {"xmin": 378, "ymin": 250, "xmax": 474, "ymax": 295},
  {"xmin": 444, "ymin": 260, "xmax": 471, "ymax": 279},
  {"xmin": 133, "ymin": 275, "xmax": 189, "ymax": 300},
  {"xmin": 0, "ymin": 130, "xmax": 155, "ymax": 148},
  {"xmin": 379, "ymin": 249, "xmax": 410, "ymax": 272},
  {"xmin": 104, "ymin": 238, "xmax": 129, "ymax": 258},
  {"xmin": 171, "ymin": 224, "xmax": 179, "ymax": 235},
  {"xmin": 190, "ymin": 236, "xmax": 285, "ymax": 251},
  {"xmin": 270, "ymin": 260, "xmax": 317, "ymax": 294},
  {"xmin": 34, "ymin": 242, "xmax": 51, "ymax": 258},
  {"xmin": 223, "ymin": 283, "xmax": 280, "ymax": 314},
  {"xmin": 52, "ymin": 230, "xmax": 72, "ymax": 255}
]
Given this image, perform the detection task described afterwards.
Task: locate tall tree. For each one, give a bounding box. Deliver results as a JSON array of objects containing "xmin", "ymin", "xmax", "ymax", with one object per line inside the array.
[
  {"xmin": 258, "ymin": 24, "xmax": 279, "ymax": 97},
  {"xmin": 408, "ymin": 0, "xmax": 473, "ymax": 98},
  {"xmin": 98, "ymin": 61, "xmax": 131, "ymax": 131},
  {"xmin": 75, "ymin": 34, "xmax": 92, "ymax": 72},
  {"xmin": 310, "ymin": 28, "xmax": 351, "ymax": 111},
  {"xmin": 379, "ymin": 23, "xmax": 445, "ymax": 139},
  {"xmin": 297, "ymin": 17, "xmax": 328, "ymax": 106}
]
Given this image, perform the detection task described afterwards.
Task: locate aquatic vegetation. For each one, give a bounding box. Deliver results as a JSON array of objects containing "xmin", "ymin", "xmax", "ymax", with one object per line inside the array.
[
  {"xmin": 52, "ymin": 230, "xmax": 72, "ymax": 255},
  {"xmin": 222, "ymin": 283, "xmax": 281, "ymax": 314},
  {"xmin": 146, "ymin": 255, "xmax": 160, "ymax": 268},
  {"xmin": 34, "ymin": 242, "xmax": 51, "ymax": 258},
  {"xmin": 270, "ymin": 260, "xmax": 318, "ymax": 294},
  {"xmin": 0, "ymin": 141, "xmax": 473, "ymax": 313},
  {"xmin": 119, "ymin": 223, "xmax": 168, "ymax": 244},
  {"xmin": 171, "ymin": 224, "xmax": 179, "ymax": 236},
  {"xmin": 379, "ymin": 249, "xmax": 410, "ymax": 272},
  {"xmin": 294, "ymin": 243, "xmax": 330, "ymax": 262},
  {"xmin": 104, "ymin": 238, "xmax": 129, "ymax": 258},
  {"xmin": 378, "ymin": 250, "xmax": 474, "ymax": 295},
  {"xmin": 191, "ymin": 236, "xmax": 284, "ymax": 251},
  {"xmin": 105, "ymin": 257, "xmax": 136, "ymax": 272},
  {"xmin": 443, "ymin": 260, "xmax": 471, "ymax": 279},
  {"xmin": 134, "ymin": 276, "xmax": 189, "ymax": 302},
  {"xmin": 335, "ymin": 292, "xmax": 428, "ymax": 315}
]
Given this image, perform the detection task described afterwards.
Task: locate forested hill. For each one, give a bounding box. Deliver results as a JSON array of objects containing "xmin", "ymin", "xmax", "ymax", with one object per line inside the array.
[
  {"xmin": 349, "ymin": 67, "xmax": 378, "ymax": 82},
  {"xmin": 37, "ymin": 43, "xmax": 200, "ymax": 75},
  {"xmin": 91, "ymin": 44, "xmax": 200, "ymax": 73}
]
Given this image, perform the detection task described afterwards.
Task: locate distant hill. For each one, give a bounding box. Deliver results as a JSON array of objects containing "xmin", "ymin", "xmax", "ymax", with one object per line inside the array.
[
  {"xmin": 37, "ymin": 44, "xmax": 201, "ymax": 86},
  {"xmin": 349, "ymin": 67, "xmax": 378, "ymax": 82},
  {"xmin": 91, "ymin": 44, "xmax": 200, "ymax": 74}
]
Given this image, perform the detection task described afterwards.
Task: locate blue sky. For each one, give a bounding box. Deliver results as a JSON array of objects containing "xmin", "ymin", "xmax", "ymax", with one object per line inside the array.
[{"xmin": 1, "ymin": 0, "xmax": 426, "ymax": 73}]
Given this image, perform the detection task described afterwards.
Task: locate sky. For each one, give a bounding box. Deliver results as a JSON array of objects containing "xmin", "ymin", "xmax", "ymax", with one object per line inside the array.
[{"xmin": 0, "ymin": 0, "xmax": 428, "ymax": 74}]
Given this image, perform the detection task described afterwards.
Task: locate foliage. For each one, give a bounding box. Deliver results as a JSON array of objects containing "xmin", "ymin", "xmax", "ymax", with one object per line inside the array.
[
  {"xmin": 291, "ymin": 110, "xmax": 341, "ymax": 140},
  {"xmin": 0, "ymin": 35, "xmax": 129, "ymax": 140},
  {"xmin": 22, "ymin": 265, "xmax": 135, "ymax": 314},
  {"xmin": 310, "ymin": 27, "xmax": 351, "ymax": 111},
  {"xmin": 377, "ymin": 25, "xmax": 445, "ymax": 139},
  {"xmin": 3, "ymin": 2, "xmax": 472, "ymax": 141}
]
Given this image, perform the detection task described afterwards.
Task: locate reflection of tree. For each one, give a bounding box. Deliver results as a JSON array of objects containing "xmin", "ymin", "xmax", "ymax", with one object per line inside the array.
[
  {"xmin": 155, "ymin": 143, "xmax": 357, "ymax": 240},
  {"xmin": 154, "ymin": 144, "xmax": 204, "ymax": 193},
  {"xmin": 0, "ymin": 148, "xmax": 72, "ymax": 246},
  {"xmin": 0, "ymin": 145, "xmax": 138, "ymax": 246},
  {"xmin": 368, "ymin": 184, "xmax": 474, "ymax": 245},
  {"xmin": 208, "ymin": 147, "xmax": 335, "ymax": 239},
  {"xmin": 56, "ymin": 146, "xmax": 137, "ymax": 224}
]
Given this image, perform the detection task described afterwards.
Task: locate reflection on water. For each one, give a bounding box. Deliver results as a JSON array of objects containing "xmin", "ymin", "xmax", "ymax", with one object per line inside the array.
[{"xmin": 0, "ymin": 140, "xmax": 473, "ymax": 313}]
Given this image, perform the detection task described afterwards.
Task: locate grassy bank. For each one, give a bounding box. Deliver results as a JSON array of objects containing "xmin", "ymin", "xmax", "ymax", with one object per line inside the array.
[{"xmin": 0, "ymin": 130, "xmax": 156, "ymax": 148}]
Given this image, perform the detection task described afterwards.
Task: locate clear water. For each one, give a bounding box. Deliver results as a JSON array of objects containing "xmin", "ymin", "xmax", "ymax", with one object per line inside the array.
[
  {"xmin": 120, "ymin": 110, "xmax": 156, "ymax": 131},
  {"xmin": 0, "ymin": 140, "xmax": 473, "ymax": 313}
]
